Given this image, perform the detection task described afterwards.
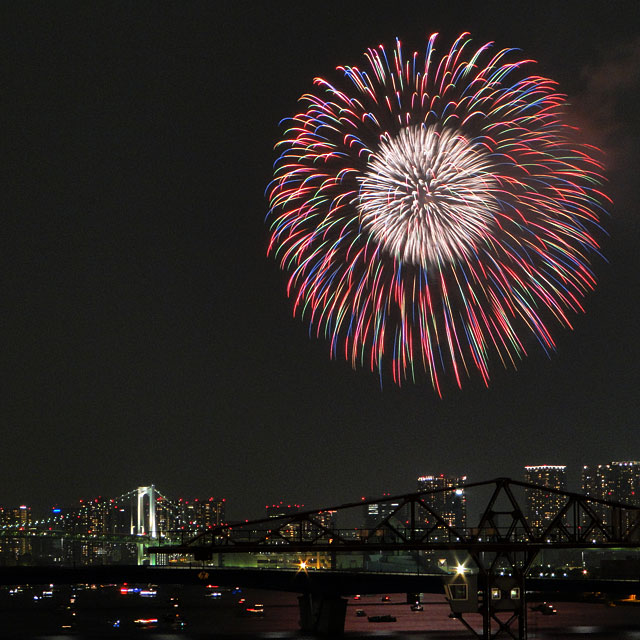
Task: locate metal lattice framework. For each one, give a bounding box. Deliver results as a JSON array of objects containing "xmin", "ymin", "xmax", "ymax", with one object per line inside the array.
[
  {"xmin": 149, "ymin": 477, "xmax": 640, "ymax": 558},
  {"xmin": 148, "ymin": 478, "xmax": 640, "ymax": 640}
]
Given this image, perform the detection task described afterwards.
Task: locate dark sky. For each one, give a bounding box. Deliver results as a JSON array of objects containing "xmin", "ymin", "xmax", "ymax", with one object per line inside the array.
[{"xmin": 3, "ymin": 2, "xmax": 639, "ymax": 519}]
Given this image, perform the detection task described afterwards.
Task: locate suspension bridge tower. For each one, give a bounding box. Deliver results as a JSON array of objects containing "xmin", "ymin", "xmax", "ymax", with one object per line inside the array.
[{"xmin": 132, "ymin": 485, "xmax": 158, "ymax": 565}]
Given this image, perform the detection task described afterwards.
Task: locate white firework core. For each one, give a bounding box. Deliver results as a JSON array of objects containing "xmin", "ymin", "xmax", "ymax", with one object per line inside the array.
[{"xmin": 357, "ymin": 125, "xmax": 500, "ymax": 268}]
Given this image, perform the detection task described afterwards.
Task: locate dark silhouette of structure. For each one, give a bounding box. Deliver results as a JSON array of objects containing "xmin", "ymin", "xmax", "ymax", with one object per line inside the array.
[{"xmin": 149, "ymin": 477, "xmax": 640, "ymax": 639}]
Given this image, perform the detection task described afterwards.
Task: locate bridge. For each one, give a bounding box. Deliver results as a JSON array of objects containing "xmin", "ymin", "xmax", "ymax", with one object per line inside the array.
[
  {"xmin": 2, "ymin": 478, "xmax": 639, "ymax": 639},
  {"xmin": 0, "ymin": 485, "xmax": 178, "ymax": 566},
  {"xmin": 146, "ymin": 477, "xmax": 640, "ymax": 639}
]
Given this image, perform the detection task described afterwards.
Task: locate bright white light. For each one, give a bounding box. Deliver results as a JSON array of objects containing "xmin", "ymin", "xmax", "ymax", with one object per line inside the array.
[
  {"xmin": 357, "ymin": 125, "xmax": 499, "ymax": 267},
  {"xmin": 456, "ymin": 564, "xmax": 466, "ymax": 575}
]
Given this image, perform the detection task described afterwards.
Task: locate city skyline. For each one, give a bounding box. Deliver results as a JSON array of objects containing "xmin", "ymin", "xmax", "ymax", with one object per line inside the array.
[
  {"xmin": 2, "ymin": 3, "xmax": 639, "ymax": 521},
  {"xmin": 3, "ymin": 460, "xmax": 638, "ymax": 524},
  {"xmin": 2, "ymin": 467, "xmax": 638, "ymax": 572}
]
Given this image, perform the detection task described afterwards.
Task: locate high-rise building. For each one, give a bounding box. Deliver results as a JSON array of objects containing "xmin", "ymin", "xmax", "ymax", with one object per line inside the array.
[
  {"xmin": 362, "ymin": 493, "xmax": 406, "ymax": 531},
  {"xmin": 417, "ymin": 474, "xmax": 467, "ymax": 530},
  {"xmin": 523, "ymin": 465, "xmax": 567, "ymax": 531},
  {"xmin": 312, "ymin": 510, "xmax": 337, "ymax": 530},
  {"xmin": 265, "ymin": 502, "xmax": 307, "ymax": 541},
  {"xmin": 608, "ymin": 461, "xmax": 640, "ymax": 505},
  {"xmin": 582, "ymin": 461, "xmax": 640, "ymax": 531},
  {"xmin": 176, "ymin": 497, "xmax": 226, "ymax": 532},
  {"xmin": 75, "ymin": 497, "xmax": 113, "ymax": 535},
  {"xmin": 155, "ymin": 495, "xmax": 178, "ymax": 534},
  {"xmin": 0, "ymin": 505, "xmax": 32, "ymax": 561}
]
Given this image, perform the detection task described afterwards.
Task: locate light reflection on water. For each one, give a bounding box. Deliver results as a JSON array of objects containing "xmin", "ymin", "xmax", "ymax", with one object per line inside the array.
[
  {"xmin": 25, "ymin": 632, "xmax": 640, "ymax": 640},
  {"xmin": 4, "ymin": 585, "xmax": 640, "ymax": 639}
]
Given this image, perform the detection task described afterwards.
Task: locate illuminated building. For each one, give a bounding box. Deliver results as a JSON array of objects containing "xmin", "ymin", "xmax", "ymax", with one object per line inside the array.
[
  {"xmin": 155, "ymin": 495, "xmax": 177, "ymax": 535},
  {"xmin": 67, "ymin": 497, "xmax": 135, "ymax": 564},
  {"xmin": 312, "ymin": 510, "xmax": 337, "ymax": 530},
  {"xmin": 582, "ymin": 461, "xmax": 640, "ymax": 531},
  {"xmin": 582, "ymin": 461, "xmax": 640, "ymax": 504},
  {"xmin": 264, "ymin": 503, "xmax": 336, "ymax": 542},
  {"xmin": 0, "ymin": 505, "xmax": 32, "ymax": 561},
  {"xmin": 0, "ymin": 486, "xmax": 228, "ymax": 566},
  {"xmin": 176, "ymin": 497, "xmax": 226, "ymax": 532},
  {"xmin": 4, "ymin": 505, "xmax": 31, "ymax": 528},
  {"xmin": 362, "ymin": 493, "xmax": 406, "ymax": 531},
  {"xmin": 607, "ymin": 461, "xmax": 640, "ymax": 505},
  {"xmin": 264, "ymin": 502, "xmax": 305, "ymax": 540},
  {"xmin": 523, "ymin": 465, "xmax": 567, "ymax": 531},
  {"xmin": 75, "ymin": 497, "xmax": 112, "ymax": 535},
  {"xmin": 581, "ymin": 464, "xmax": 608, "ymax": 529},
  {"xmin": 417, "ymin": 474, "xmax": 467, "ymax": 530}
]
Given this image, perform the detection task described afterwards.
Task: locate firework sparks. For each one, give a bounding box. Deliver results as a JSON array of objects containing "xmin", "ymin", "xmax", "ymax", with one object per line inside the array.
[
  {"xmin": 357, "ymin": 125, "xmax": 500, "ymax": 267},
  {"xmin": 267, "ymin": 33, "xmax": 609, "ymax": 394}
]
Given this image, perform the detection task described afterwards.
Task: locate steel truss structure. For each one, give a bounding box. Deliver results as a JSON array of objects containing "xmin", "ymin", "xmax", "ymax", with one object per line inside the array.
[{"xmin": 149, "ymin": 478, "xmax": 640, "ymax": 639}]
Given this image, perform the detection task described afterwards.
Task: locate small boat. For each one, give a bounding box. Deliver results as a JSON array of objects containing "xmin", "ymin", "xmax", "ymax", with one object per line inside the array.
[{"xmin": 368, "ymin": 614, "xmax": 396, "ymax": 622}]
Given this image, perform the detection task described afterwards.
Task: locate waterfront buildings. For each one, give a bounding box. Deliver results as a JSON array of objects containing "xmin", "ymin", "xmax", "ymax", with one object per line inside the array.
[
  {"xmin": 0, "ymin": 505, "xmax": 32, "ymax": 561},
  {"xmin": 582, "ymin": 461, "xmax": 640, "ymax": 504},
  {"xmin": 523, "ymin": 465, "xmax": 567, "ymax": 531},
  {"xmin": 2, "ymin": 464, "xmax": 639, "ymax": 567},
  {"xmin": 362, "ymin": 493, "xmax": 406, "ymax": 531},
  {"xmin": 312, "ymin": 509, "xmax": 337, "ymax": 530},
  {"xmin": 417, "ymin": 474, "xmax": 467, "ymax": 530},
  {"xmin": 0, "ymin": 489, "xmax": 227, "ymax": 567},
  {"xmin": 265, "ymin": 502, "xmax": 336, "ymax": 543},
  {"xmin": 582, "ymin": 461, "xmax": 640, "ymax": 531},
  {"xmin": 175, "ymin": 497, "xmax": 226, "ymax": 532}
]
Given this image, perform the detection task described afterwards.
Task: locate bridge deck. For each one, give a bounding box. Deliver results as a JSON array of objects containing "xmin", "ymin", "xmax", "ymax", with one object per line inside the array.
[{"xmin": 0, "ymin": 565, "xmax": 638, "ymax": 596}]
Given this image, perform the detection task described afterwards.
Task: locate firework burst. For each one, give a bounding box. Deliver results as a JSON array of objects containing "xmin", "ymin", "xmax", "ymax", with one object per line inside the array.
[{"xmin": 266, "ymin": 33, "xmax": 608, "ymax": 394}]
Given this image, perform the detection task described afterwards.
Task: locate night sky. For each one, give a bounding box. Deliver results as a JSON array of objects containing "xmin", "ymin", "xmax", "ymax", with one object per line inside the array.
[{"xmin": 3, "ymin": 2, "xmax": 639, "ymax": 519}]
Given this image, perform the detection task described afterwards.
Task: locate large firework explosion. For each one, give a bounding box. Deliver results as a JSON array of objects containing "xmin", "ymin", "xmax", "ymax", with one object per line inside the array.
[{"xmin": 266, "ymin": 33, "xmax": 608, "ymax": 395}]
